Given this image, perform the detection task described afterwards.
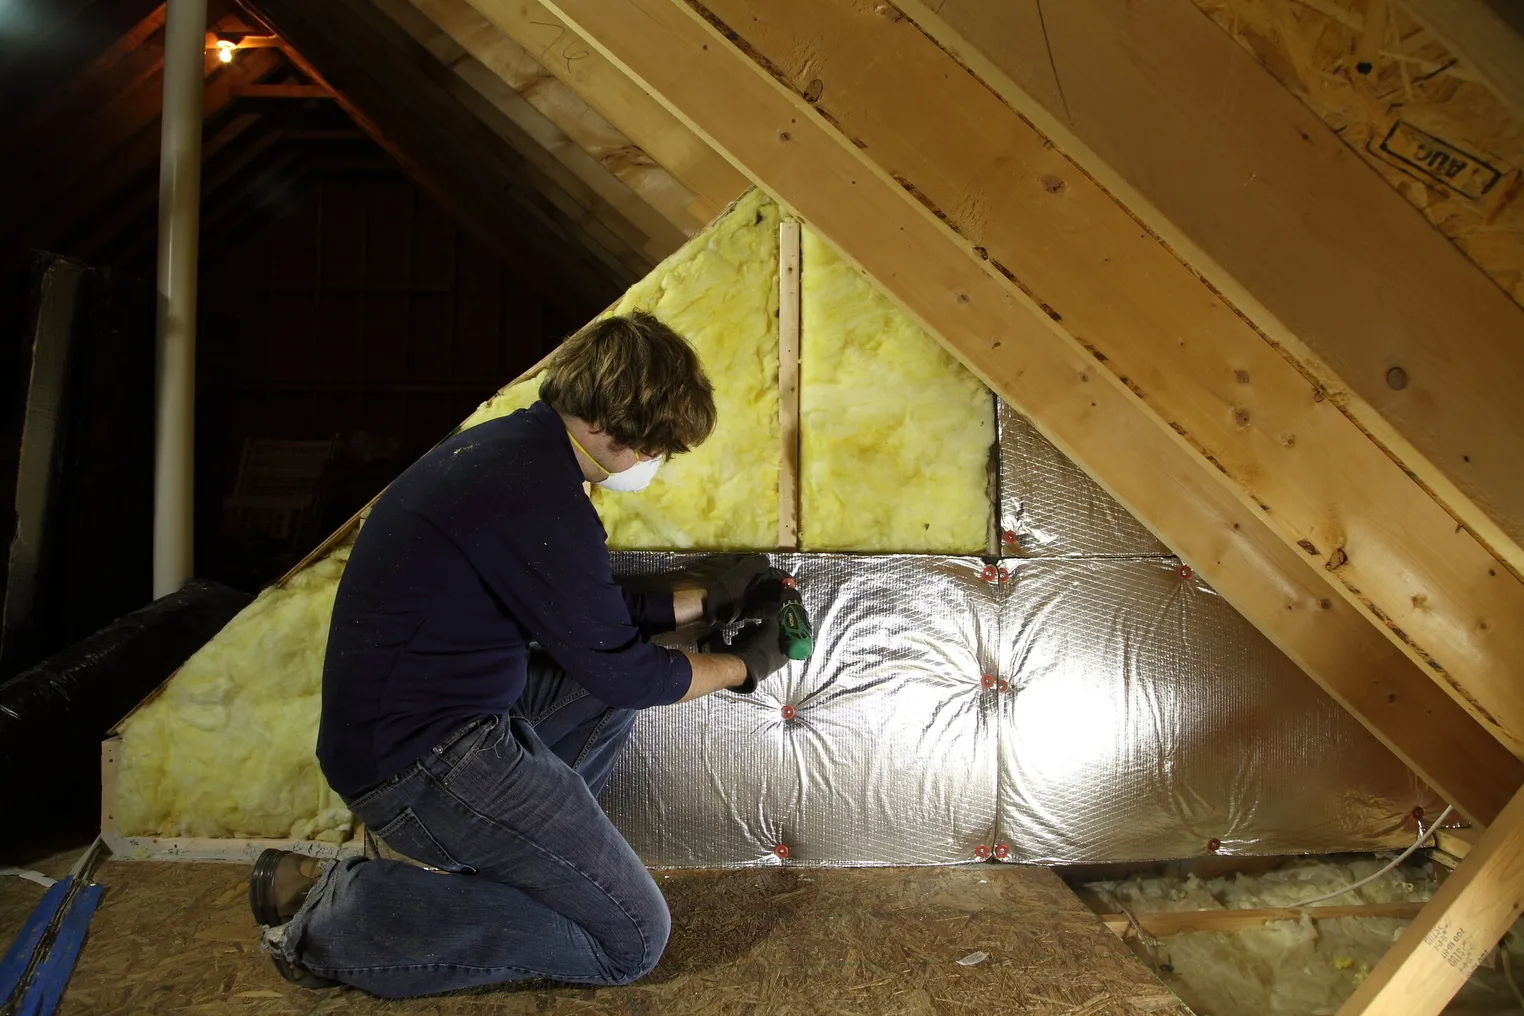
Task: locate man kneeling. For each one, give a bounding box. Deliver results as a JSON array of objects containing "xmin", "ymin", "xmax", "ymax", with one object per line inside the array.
[{"xmin": 248, "ymin": 313, "xmax": 792, "ymax": 996}]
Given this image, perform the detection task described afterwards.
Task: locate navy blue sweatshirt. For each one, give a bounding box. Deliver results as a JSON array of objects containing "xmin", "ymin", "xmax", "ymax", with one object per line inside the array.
[{"xmin": 317, "ymin": 400, "xmax": 693, "ymax": 798}]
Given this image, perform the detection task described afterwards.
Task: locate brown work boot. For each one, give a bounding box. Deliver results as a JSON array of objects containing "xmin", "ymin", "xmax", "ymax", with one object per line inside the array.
[{"xmin": 248, "ymin": 849, "xmax": 326, "ymax": 927}]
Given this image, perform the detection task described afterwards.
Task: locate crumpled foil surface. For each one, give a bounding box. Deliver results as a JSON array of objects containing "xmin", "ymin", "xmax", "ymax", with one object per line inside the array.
[
  {"xmin": 994, "ymin": 558, "xmax": 1439, "ymax": 864},
  {"xmin": 603, "ymin": 553, "xmax": 999, "ymax": 866},
  {"xmin": 998, "ymin": 401, "xmax": 1167, "ymax": 558},
  {"xmin": 604, "ymin": 548, "xmax": 1436, "ymax": 866}
]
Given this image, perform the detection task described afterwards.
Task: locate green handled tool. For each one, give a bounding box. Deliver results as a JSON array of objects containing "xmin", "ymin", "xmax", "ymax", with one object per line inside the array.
[{"xmin": 776, "ymin": 573, "xmax": 814, "ymax": 661}]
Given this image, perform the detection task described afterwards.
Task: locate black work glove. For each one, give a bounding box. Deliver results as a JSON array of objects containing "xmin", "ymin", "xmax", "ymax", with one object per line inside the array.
[
  {"xmin": 726, "ymin": 613, "xmax": 792, "ymax": 693},
  {"xmin": 702, "ymin": 554, "xmax": 774, "ymax": 628}
]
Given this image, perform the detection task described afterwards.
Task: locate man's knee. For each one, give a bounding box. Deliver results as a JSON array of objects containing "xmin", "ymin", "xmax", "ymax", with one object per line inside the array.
[{"xmin": 606, "ymin": 890, "xmax": 671, "ymax": 984}]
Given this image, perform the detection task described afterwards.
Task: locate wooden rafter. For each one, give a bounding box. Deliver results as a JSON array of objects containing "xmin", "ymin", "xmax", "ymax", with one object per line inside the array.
[
  {"xmin": 513, "ymin": 0, "xmax": 1524, "ymax": 826},
  {"xmin": 240, "ymin": 0, "xmax": 627, "ymax": 315},
  {"xmin": 64, "ymin": 49, "xmax": 287, "ymax": 258},
  {"xmin": 367, "ymin": 0, "xmax": 682, "ymax": 270},
  {"xmin": 459, "ymin": 0, "xmax": 748, "ymax": 219},
  {"xmin": 895, "ymin": 0, "xmax": 1524, "ymax": 585},
  {"xmin": 382, "ymin": 0, "xmax": 701, "ymax": 250}
]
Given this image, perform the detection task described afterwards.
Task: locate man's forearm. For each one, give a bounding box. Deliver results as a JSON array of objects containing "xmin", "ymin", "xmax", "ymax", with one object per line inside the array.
[
  {"xmin": 673, "ymin": 588, "xmax": 705, "ymax": 627},
  {"xmin": 677, "ymin": 651, "xmax": 747, "ymax": 702}
]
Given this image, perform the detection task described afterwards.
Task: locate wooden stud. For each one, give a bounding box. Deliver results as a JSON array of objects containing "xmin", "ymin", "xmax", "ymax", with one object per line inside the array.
[
  {"xmin": 534, "ymin": 0, "xmax": 1523, "ymax": 825},
  {"xmin": 777, "ymin": 219, "xmax": 801, "ymax": 550},
  {"xmin": 100, "ymin": 738, "xmax": 121, "ymax": 842},
  {"xmin": 896, "ymin": 0, "xmax": 1524, "ymax": 581},
  {"xmin": 1436, "ymin": 826, "xmax": 1481, "ymax": 862},
  {"xmin": 1337, "ymin": 784, "xmax": 1524, "ymax": 1016}
]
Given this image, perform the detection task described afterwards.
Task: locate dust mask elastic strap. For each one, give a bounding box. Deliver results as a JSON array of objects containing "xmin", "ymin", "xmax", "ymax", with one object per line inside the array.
[{"xmin": 565, "ymin": 428, "xmax": 664, "ymax": 493}]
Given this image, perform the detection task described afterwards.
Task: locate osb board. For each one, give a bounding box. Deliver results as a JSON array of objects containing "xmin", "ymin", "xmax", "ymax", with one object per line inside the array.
[
  {"xmin": 0, "ymin": 848, "xmax": 83, "ymax": 954},
  {"xmin": 1193, "ymin": 0, "xmax": 1524, "ymax": 304},
  {"xmin": 52, "ymin": 862, "xmax": 1186, "ymax": 1015}
]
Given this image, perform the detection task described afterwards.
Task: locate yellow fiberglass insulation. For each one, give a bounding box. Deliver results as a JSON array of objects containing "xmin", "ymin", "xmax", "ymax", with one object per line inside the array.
[
  {"xmin": 799, "ymin": 227, "xmax": 992, "ymax": 552},
  {"xmin": 461, "ymin": 190, "xmax": 781, "ymax": 550},
  {"xmin": 116, "ymin": 544, "xmax": 355, "ymax": 841},
  {"xmin": 596, "ymin": 190, "xmax": 780, "ymax": 549}
]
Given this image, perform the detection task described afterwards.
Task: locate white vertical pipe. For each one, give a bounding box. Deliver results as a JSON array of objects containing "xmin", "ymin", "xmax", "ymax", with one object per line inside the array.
[{"xmin": 153, "ymin": 0, "xmax": 208, "ymax": 597}]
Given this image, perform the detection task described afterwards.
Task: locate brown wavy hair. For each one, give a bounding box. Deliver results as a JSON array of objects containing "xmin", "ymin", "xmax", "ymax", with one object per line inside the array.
[{"xmin": 539, "ymin": 311, "xmax": 716, "ymax": 455}]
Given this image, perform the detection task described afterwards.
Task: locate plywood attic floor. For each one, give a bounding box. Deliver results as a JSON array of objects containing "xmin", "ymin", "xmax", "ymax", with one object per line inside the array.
[{"xmin": 1, "ymin": 852, "xmax": 1185, "ymax": 1015}]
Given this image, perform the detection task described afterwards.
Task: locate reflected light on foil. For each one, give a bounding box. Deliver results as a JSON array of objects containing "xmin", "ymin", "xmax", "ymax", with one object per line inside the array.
[{"xmin": 1012, "ymin": 665, "xmax": 1119, "ymax": 782}]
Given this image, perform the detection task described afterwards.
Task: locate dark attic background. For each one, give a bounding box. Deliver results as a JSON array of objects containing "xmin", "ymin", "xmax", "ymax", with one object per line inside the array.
[{"xmin": 0, "ymin": 0, "xmax": 635, "ymax": 682}]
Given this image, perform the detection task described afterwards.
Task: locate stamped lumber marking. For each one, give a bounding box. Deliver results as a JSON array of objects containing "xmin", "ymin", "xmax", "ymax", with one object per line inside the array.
[
  {"xmin": 1376, "ymin": 121, "xmax": 1503, "ymax": 200},
  {"xmin": 1422, "ymin": 917, "xmax": 1482, "ymax": 975}
]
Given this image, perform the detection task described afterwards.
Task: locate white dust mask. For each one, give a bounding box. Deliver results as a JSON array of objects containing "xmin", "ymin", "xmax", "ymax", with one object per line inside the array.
[
  {"xmin": 595, "ymin": 453, "xmax": 664, "ymax": 492},
  {"xmin": 566, "ymin": 427, "xmax": 664, "ymax": 492}
]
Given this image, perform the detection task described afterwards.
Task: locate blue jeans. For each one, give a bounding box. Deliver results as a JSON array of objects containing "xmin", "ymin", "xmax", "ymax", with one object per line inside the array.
[{"xmin": 277, "ymin": 655, "xmax": 668, "ymax": 998}]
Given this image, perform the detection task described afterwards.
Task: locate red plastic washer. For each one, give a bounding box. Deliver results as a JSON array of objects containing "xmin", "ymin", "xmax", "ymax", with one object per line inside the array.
[
  {"xmin": 1412, "ymin": 805, "xmax": 1426, "ymax": 820},
  {"xmin": 974, "ymin": 845, "xmax": 991, "ymax": 859},
  {"xmin": 1206, "ymin": 837, "xmax": 1222, "ymax": 852},
  {"xmin": 1178, "ymin": 565, "xmax": 1193, "ymax": 580},
  {"xmin": 773, "ymin": 844, "xmax": 790, "ymax": 859},
  {"xmin": 980, "ymin": 565, "xmax": 998, "ymax": 582},
  {"xmin": 981, "ymin": 674, "xmax": 997, "ymax": 689},
  {"xmin": 1001, "ymin": 530, "xmax": 1018, "ymax": 546},
  {"xmin": 997, "ymin": 679, "xmax": 1010, "ymax": 693},
  {"xmin": 781, "ymin": 575, "xmax": 798, "ymax": 590},
  {"xmin": 780, "ymin": 704, "xmax": 796, "ymax": 721},
  {"xmin": 993, "ymin": 844, "xmax": 1010, "ymax": 860},
  {"xmin": 997, "ymin": 566, "xmax": 1011, "ymax": 583}
]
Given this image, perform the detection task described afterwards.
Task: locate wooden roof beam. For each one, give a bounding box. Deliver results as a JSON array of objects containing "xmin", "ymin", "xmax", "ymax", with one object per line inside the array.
[
  {"xmin": 529, "ymin": 0, "xmax": 1524, "ymax": 825},
  {"xmin": 895, "ymin": 0, "xmax": 1524, "ymax": 584},
  {"xmin": 397, "ymin": 0, "xmax": 704, "ymax": 239},
  {"xmin": 458, "ymin": 0, "xmax": 747, "ymax": 220}
]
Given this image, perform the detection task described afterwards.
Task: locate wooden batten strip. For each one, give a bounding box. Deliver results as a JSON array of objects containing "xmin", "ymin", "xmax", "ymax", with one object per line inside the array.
[
  {"xmin": 1100, "ymin": 902, "xmax": 1429, "ymax": 939},
  {"xmin": 777, "ymin": 218, "xmax": 802, "ymax": 550}
]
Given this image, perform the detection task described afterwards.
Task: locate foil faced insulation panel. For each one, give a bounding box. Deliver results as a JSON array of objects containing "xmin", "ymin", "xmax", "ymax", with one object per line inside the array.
[
  {"xmin": 994, "ymin": 558, "xmax": 1440, "ymax": 864},
  {"xmin": 603, "ymin": 553, "xmax": 999, "ymax": 866},
  {"xmin": 998, "ymin": 401, "xmax": 1167, "ymax": 558}
]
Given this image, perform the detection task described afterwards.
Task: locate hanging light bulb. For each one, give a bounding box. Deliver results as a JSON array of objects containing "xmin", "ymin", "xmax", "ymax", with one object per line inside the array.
[{"xmin": 216, "ymin": 39, "xmax": 236, "ymax": 63}]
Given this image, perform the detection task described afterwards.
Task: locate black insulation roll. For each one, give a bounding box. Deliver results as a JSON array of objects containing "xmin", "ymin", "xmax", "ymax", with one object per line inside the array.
[{"xmin": 0, "ymin": 580, "xmax": 251, "ymax": 840}]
